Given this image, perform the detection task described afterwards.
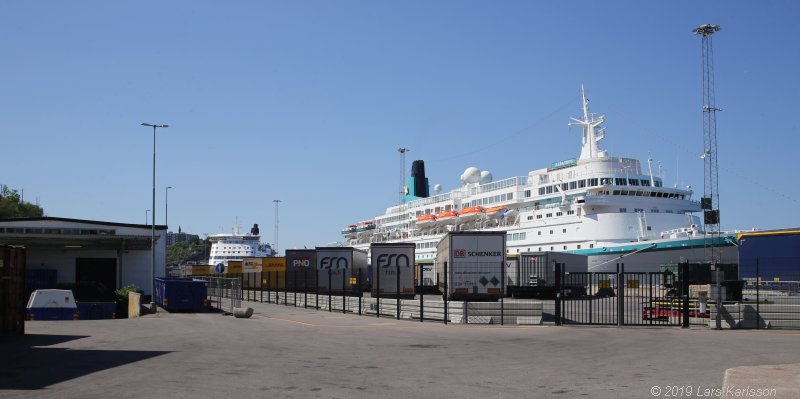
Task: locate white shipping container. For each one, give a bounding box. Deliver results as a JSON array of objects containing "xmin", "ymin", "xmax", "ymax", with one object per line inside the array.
[{"xmin": 315, "ymin": 247, "xmax": 368, "ymax": 292}]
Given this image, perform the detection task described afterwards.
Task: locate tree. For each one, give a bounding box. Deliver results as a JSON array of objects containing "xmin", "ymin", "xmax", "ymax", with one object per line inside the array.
[{"xmin": 0, "ymin": 185, "xmax": 44, "ymax": 218}]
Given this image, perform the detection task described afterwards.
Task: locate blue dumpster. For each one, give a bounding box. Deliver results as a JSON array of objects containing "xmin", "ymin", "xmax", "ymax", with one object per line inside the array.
[{"xmin": 154, "ymin": 278, "xmax": 208, "ymax": 312}]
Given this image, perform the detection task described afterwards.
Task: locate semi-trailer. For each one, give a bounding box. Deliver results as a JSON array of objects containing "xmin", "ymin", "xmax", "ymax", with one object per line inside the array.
[
  {"xmin": 435, "ymin": 232, "xmax": 506, "ymax": 301},
  {"xmin": 371, "ymin": 243, "xmax": 416, "ymax": 299},
  {"xmin": 285, "ymin": 249, "xmax": 318, "ymax": 291},
  {"xmin": 315, "ymin": 247, "xmax": 369, "ymax": 293}
]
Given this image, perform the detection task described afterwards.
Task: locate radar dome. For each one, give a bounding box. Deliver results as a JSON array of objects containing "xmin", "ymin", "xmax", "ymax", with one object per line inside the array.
[
  {"xmin": 461, "ymin": 167, "xmax": 481, "ymax": 185},
  {"xmin": 434, "ymin": 184, "xmax": 442, "ymax": 193},
  {"xmin": 480, "ymin": 171, "xmax": 493, "ymax": 184}
]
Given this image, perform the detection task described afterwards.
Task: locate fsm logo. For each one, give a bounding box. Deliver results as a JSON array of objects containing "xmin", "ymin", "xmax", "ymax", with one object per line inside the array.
[
  {"xmin": 453, "ymin": 249, "xmax": 466, "ymax": 258},
  {"xmin": 376, "ymin": 253, "xmax": 411, "ymax": 268},
  {"xmin": 320, "ymin": 257, "xmax": 349, "ymax": 270}
]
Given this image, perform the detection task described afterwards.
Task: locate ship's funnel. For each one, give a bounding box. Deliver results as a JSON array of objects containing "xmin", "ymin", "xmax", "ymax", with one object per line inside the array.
[
  {"xmin": 251, "ymin": 224, "xmax": 260, "ymax": 235},
  {"xmin": 404, "ymin": 160, "xmax": 430, "ymax": 203}
]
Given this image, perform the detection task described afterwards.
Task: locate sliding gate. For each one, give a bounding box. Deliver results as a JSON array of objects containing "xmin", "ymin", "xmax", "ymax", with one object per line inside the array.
[{"xmin": 556, "ymin": 264, "xmax": 690, "ymax": 327}]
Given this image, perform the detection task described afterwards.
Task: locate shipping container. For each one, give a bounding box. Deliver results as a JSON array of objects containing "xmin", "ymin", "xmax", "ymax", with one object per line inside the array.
[
  {"xmin": 154, "ymin": 278, "xmax": 208, "ymax": 312},
  {"xmin": 371, "ymin": 243, "xmax": 416, "ymax": 299},
  {"xmin": 435, "ymin": 232, "xmax": 506, "ymax": 301},
  {"xmin": 737, "ymin": 229, "xmax": 800, "ymax": 280},
  {"xmin": 315, "ymin": 247, "xmax": 368, "ymax": 293},
  {"xmin": 508, "ymin": 252, "xmax": 588, "ymax": 298},
  {"xmin": 1, "ymin": 246, "xmax": 26, "ymax": 335},
  {"xmin": 26, "ymin": 289, "xmax": 79, "ymax": 320},
  {"xmin": 285, "ymin": 250, "xmax": 317, "ymax": 291}
]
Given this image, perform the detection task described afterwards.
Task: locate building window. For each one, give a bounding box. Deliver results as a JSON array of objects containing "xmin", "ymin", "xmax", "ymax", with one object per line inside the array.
[
  {"xmin": 619, "ymin": 208, "xmax": 627, "ymax": 212},
  {"xmin": 556, "ymin": 212, "xmax": 563, "ymax": 216},
  {"xmin": 629, "ymin": 178, "xmax": 639, "ymax": 186},
  {"xmin": 578, "ymin": 180, "xmax": 586, "ymax": 188},
  {"xmin": 562, "ymin": 229, "xmax": 566, "ymax": 233}
]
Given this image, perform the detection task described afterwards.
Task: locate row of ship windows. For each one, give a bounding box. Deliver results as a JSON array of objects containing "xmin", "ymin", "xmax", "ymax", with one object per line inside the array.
[
  {"xmin": 412, "ymin": 243, "xmax": 597, "ymax": 258},
  {"xmin": 210, "ymin": 256, "xmax": 248, "ymax": 261},
  {"xmin": 526, "ymin": 210, "xmax": 576, "ymax": 220},
  {"xmin": 0, "ymin": 227, "xmax": 116, "ymax": 235},
  {"xmin": 467, "ymin": 192, "xmax": 514, "ymax": 207},
  {"xmin": 525, "ymin": 178, "xmax": 664, "ymax": 197}
]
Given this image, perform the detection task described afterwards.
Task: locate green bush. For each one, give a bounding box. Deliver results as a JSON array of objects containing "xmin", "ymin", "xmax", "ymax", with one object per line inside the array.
[{"xmin": 115, "ymin": 284, "xmax": 139, "ymax": 302}]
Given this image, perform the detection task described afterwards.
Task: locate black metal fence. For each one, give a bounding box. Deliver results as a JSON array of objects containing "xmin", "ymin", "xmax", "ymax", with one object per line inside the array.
[
  {"xmin": 720, "ymin": 257, "xmax": 800, "ymax": 330},
  {"xmin": 191, "ymin": 258, "xmax": 800, "ymax": 330}
]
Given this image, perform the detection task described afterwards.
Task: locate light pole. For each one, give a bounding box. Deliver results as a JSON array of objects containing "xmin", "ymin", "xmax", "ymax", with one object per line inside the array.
[
  {"xmin": 145, "ymin": 209, "xmax": 150, "ymax": 225},
  {"xmin": 141, "ymin": 122, "xmax": 168, "ymax": 299},
  {"xmin": 273, "ymin": 199, "xmax": 281, "ymax": 255},
  {"xmin": 165, "ymin": 186, "xmax": 173, "ymax": 230}
]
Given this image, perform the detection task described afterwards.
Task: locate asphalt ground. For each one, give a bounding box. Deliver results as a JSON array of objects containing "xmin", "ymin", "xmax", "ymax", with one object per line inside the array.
[{"xmin": 1, "ymin": 301, "xmax": 799, "ymax": 399}]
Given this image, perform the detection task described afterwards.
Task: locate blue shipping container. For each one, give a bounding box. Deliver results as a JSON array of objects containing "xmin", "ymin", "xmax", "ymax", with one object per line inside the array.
[
  {"xmin": 154, "ymin": 278, "xmax": 208, "ymax": 312},
  {"xmin": 738, "ymin": 230, "xmax": 800, "ymax": 280}
]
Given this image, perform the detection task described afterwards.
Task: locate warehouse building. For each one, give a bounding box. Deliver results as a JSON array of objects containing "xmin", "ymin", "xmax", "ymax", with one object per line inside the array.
[{"xmin": 0, "ymin": 217, "xmax": 166, "ymax": 298}]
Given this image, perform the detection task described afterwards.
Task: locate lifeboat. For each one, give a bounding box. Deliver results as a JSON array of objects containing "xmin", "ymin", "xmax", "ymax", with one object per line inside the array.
[
  {"xmin": 341, "ymin": 224, "xmax": 358, "ymax": 238},
  {"xmin": 458, "ymin": 206, "xmax": 485, "ymax": 222},
  {"xmin": 485, "ymin": 205, "xmax": 508, "ymax": 218},
  {"xmin": 436, "ymin": 210, "xmax": 459, "ymax": 225},
  {"xmin": 416, "ymin": 214, "xmax": 437, "ymax": 227},
  {"xmin": 355, "ymin": 220, "xmax": 376, "ymax": 233}
]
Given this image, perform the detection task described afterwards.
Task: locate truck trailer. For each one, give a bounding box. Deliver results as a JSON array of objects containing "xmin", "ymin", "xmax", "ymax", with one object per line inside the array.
[
  {"xmin": 370, "ymin": 243, "xmax": 416, "ymax": 299},
  {"xmin": 315, "ymin": 247, "xmax": 369, "ymax": 293},
  {"xmin": 435, "ymin": 232, "xmax": 506, "ymax": 301},
  {"xmin": 285, "ymin": 249, "xmax": 318, "ymax": 291}
]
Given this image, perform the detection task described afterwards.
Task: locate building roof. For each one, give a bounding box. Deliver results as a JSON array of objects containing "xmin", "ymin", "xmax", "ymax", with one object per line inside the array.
[
  {"xmin": 737, "ymin": 228, "xmax": 800, "ymax": 240},
  {"xmin": 0, "ymin": 216, "xmax": 167, "ymax": 230}
]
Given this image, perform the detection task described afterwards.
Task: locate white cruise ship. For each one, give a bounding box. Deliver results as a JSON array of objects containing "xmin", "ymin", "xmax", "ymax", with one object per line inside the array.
[
  {"xmin": 342, "ymin": 87, "xmax": 739, "ymax": 272},
  {"xmin": 208, "ymin": 222, "xmax": 275, "ymax": 268}
]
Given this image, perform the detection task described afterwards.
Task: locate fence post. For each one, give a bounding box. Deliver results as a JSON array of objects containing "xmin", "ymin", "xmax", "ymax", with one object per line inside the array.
[
  {"xmin": 240, "ymin": 274, "xmax": 244, "ymax": 301},
  {"xmin": 328, "ymin": 269, "xmax": 332, "ymax": 312},
  {"xmin": 284, "ymin": 270, "xmax": 288, "ymax": 306},
  {"xmin": 396, "ymin": 265, "xmax": 401, "ymax": 320},
  {"xmin": 376, "ymin": 261, "xmax": 381, "ymax": 318},
  {"xmin": 294, "ymin": 269, "xmax": 298, "ymax": 307},
  {"xmin": 444, "ymin": 261, "xmax": 448, "ymax": 325},
  {"xmin": 756, "ymin": 258, "xmax": 760, "ymax": 330},
  {"xmin": 342, "ymin": 268, "xmax": 347, "ymax": 314},
  {"xmin": 260, "ymin": 272, "xmax": 264, "ymax": 303},
  {"xmin": 617, "ymin": 263, "xmax": 624, "ymax": 327},
  {"xmin": 419, "ymin": 263, "xmax": 424, "ymax": 322},
  {"xmin": 681, "ymin": 262, "xmax": 690, "ymax": 328},
  {"xmin": 500, "ymin": 261, "xmax": 505, "ymax": 326},
  {"xmin": 554, "ymin": 261, "xmax": 562, "ymax": 326},
  {"xmin": 715, "ymin": 265, "xmax": 722, "ymax": 330},
  {"xmin": 304, "ymin": 268, "xmax": 308, "ymax": 309},
  {"xmin": 358, "ymin": 268, "xmax": 362, "ymax": 316},
  {"xmin": 315, "ymin": 269, "xmax": 320, "ymax": 310}
]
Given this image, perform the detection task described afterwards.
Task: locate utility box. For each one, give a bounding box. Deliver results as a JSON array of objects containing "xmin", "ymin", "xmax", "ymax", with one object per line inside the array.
[
  {"xmin": 154, "ymin": 278, "xmax": 208, "ymax": 312},
  {"xmin": 315, "ymin": 247, "xmax": 368, "ymax": 293},
  {"xmin": 371, "ymin": 243, "xmax": 416, "ymax": 299},
  {"xmin": 435, "ymin": 232, "xmax": 506, "ymax": 301},
  {"xmin": 26, "ymin": 289, "xmax": 79, "ymax": 321}
]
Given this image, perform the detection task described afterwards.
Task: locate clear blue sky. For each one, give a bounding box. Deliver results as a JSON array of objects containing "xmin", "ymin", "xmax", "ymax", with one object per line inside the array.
[{"xmin": 2, "ymin": 1, "xmax": 799, "ymax": 253}]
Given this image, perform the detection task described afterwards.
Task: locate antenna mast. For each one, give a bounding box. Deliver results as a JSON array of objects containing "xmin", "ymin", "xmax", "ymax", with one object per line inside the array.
[
  {"xmin": 398, "ymin": 147, "xmax": 409, "ymax": 205},
  {"xmin": 693, "ymin": 24, "xmax": 722, "ymax": 263}
]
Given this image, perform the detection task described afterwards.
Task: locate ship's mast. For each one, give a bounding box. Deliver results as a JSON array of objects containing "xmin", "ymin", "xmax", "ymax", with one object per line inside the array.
[{"xmin": 569, "ymin": 85, "xmax": 607, "ymax": 160}]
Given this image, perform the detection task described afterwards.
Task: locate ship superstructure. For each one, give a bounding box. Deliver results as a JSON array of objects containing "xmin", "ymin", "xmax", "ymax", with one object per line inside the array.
[
  {"xmin": 208, "ymin": 222, "xmax": 275, "ymax": 267},
  {"xmin": 341, "ymin": 87, "xmax": 738, "ymax": 271}
]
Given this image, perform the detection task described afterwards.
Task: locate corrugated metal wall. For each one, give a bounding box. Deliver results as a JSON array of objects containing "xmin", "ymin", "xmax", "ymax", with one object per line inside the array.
[{"xmin": 1, "ymin": 246, "xmax": 26, "ymax": 337}]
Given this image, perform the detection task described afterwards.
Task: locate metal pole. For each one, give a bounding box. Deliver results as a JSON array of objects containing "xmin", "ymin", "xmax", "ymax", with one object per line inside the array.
[
  {"xmin": 715, "ymin": 265, "xmax": 722, "ymax": 330},
  {"xmin": 444, "ymin": 261, "xmax": 448, "ymax": 325},
  {"xmin": 555, "ymin": 261, "xmax": 561, "ymax": 326},
  {"xmin": 358, "ymin": 268, "xmax": 362, "ymax": 316},
  {"xmin": 500, "ymin": 261, "xmax": 505, "ymax": 326},
  {"xmin": 342, "ymin": 268, "xmax": 346, "ymax": 314},
  {"xmin": 328, "ymin": 269, "xmax": 332, "ymax": 312},
  {"xmin": 151, "ymin": 125, "xmax": 156, "ymax": 300},
  {"xmin": 304, "ymin": 268, "xmax": 308, "ymax": 309},
  {"xmin": 681, "ymin": 262, "xmax": 690, "ymax": 328},
  {"xmin": 419, "ymin": 263, "xmax": 424, "ymax": 322},
  {"xmin": 756, "ymin": 258, "xmax": 760, "ymax": 330},
  {"xmin": 396, "ymin": 264, "xmax": 401, "ymax": 320},
  {"xmin": 376, "ymin": 261, "xmax": 381, "ymax": 318}
]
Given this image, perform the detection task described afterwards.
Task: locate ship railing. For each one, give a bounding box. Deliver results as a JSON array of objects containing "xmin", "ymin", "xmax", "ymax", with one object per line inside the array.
[{"xmin": 470, "ymin": 176, "xmax": 528, "ymax": 195}]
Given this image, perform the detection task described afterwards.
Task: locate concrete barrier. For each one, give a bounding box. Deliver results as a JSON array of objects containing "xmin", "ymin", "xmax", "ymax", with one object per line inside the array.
[{"xmin": 233, "ymin": 307, "xmax": 254, "ymax": 318}]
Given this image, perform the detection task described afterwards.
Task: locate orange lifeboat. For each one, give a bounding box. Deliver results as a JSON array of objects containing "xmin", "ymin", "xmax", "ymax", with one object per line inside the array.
[
  {"xmin": 459, "ymin": 206, "xmax": 485, "ymax": 222},
  {"xmin": 436, "ymin": 210, "xmax": 459, "ymax": 225},
  {"xmin": 416, "ymin": 214, "xmax": 437, "ymax": 227}
]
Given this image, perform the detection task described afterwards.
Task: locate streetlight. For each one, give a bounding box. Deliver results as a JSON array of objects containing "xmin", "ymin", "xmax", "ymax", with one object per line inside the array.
[
  {"xmin": 141, "ymin": 122, "xmax": 168, "ymax": 300},
  {"xmin": 165, "ymin": 186, "xmax": 173, "ymax": 230},
  {"xmin": 273, "ymin": 199, "xmax": 281, "ymax": 255}
]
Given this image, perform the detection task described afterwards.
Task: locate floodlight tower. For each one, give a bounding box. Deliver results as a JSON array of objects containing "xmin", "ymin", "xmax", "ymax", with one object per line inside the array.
[
  {"xmin": 693, "ymin": 24, "xmax": 722, "ymax": 263},
  {"xmin": 398, "ymin": 147, "xmax": 409, "ymax": 205}
]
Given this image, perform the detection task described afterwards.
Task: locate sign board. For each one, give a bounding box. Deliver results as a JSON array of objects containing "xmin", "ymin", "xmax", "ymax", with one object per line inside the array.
[
  {"xmin": 227, "ymin": 261, "xmax": 243, "ymax": 274},
  {"xmin": 449, "ymin": 234, "xmax": 505, "ymax": 295},
  {"xmin": 263, "ymin": 257, "xmax": 286, "ymax": 272}
]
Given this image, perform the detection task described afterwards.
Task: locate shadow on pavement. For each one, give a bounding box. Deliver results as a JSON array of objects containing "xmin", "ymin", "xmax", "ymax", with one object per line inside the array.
[{"xmin": 0, "ymin": 334, "xmax": 171, "ymax": 390}]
